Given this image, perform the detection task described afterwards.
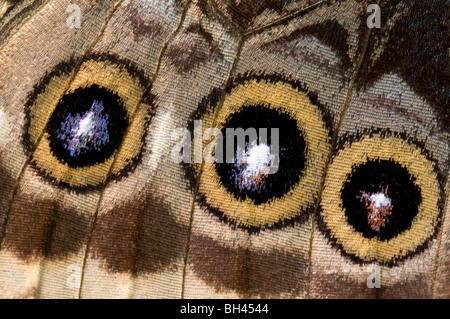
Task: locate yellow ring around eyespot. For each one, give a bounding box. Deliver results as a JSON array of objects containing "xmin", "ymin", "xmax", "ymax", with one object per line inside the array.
[
  {"xmin": 199, "ymin": 79, "xmax": 331, "ymax": 229},
  {"xmin": 320, "ymin": 135, "xmax": 441, "ymax": 263},
  {"xmin": 30, "ymin": 59, "xmax": 147, "ymax": 188}
]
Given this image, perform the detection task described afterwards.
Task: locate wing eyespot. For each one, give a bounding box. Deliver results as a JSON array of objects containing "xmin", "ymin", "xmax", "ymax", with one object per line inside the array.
[
  {"xmin": 320, "ymin": 132, "xmax": 443, "ymax": 264},
  {"xmin": 24, "ymin": 55, "xmax": 151, "ymax": 190},
  {"xmin": 190, "ymin": 74, "xmax": 332, "ymax": 231}
]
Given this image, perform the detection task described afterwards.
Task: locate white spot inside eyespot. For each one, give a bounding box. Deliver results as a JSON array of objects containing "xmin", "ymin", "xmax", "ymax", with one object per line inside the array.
[
  {"xmin": 240, "ymin": 142, "xmax": 275, "ymax": 177},
  {"xmin": 57, "ymin": 100, "xmax": 109, "ymax": 157},
  {"xmin": 76, "ymin": 112, "xmax": 95, "ymax": 140},
  {"xmin": 369, "ymin": 192, "xmax": 392, "ymax": 209},
  {"xmin": 233, "ymin": 141, "xmax": 279, "ymax": 191}
]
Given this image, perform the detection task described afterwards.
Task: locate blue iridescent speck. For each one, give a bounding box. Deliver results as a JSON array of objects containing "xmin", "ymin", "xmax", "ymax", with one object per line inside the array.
[{"xmin": 57, "ymin": 100, "xmax": 110, "ymax": 157}]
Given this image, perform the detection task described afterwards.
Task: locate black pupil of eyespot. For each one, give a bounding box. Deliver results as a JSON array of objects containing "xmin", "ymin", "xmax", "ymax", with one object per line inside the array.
[
  {"xmin": 215, "ymin": 105, "xmax": 306, "ymax": 205},
  {"xmin": 341, "ymin": 159, "xmax": 422, "ymax": 240},
  {"xmin": 46, "ymin": 85, "xmax": 128, "ymax": 168}
]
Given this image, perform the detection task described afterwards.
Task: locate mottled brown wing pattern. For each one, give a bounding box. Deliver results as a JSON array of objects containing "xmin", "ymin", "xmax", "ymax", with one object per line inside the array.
[{"xmin": 0, "ymin": 0, "xmax": 448, "ymax": 299}]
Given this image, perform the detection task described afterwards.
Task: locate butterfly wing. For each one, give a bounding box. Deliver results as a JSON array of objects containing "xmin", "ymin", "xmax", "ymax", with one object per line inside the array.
[{"xmin": 0, "ymin": 0, "xmax": 448, "ymax": 298}]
